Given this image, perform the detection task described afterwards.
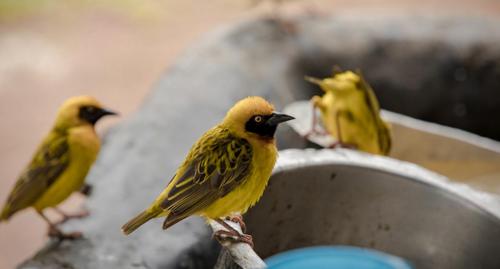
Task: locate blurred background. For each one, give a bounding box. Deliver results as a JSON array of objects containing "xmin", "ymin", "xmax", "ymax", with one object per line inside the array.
[{"xmin": 0, "ymin": 0, "xmax": 499, "ymax": 268}]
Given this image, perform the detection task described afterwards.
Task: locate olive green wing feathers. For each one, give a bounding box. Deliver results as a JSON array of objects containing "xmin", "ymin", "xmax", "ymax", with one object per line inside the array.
[
  {"xmin": 356, "ymin": 70, "xmax": 392, "ymax": 155},
  {"xmin": 356, "ymin": 70, "xmax": 381, "ymax": 113},
  {"xmin": 160, "ymin": 127, "xmax": 252, "ymax": 229},
  {"xmin": 378, "ymin": 120, "xmax": 392, "ymax": 155},
  {"xmin": 0, "ymin": 134, "xmax": 70, "ymax": 220}
]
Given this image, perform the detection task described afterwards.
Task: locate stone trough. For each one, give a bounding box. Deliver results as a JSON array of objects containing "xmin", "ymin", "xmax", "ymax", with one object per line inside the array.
[
  {"xmin": 244, "ymin": 149, "xmax": 500, "ymax": 269},
  {"xmin": 21, "ymin": 14, "xmax": 500, "ymax": 269}
]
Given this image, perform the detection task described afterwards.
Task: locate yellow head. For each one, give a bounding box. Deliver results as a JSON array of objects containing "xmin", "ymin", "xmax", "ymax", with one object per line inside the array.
[
  {"xmin": 306, "ymin": 70, "xmax": 361, "ymax": 94},
  {"xmin": 222, "ymin": 96, "xmax": 294, "ymax": 142},
  {"xmin": 54, "ymin": 96, "xmax": 117, "ymax": 130}
]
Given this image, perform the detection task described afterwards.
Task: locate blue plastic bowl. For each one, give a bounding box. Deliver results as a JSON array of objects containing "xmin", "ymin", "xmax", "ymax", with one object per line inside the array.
[{"xmin": 265, "ymin": 246, "xmax": 413, "ymax": 269}]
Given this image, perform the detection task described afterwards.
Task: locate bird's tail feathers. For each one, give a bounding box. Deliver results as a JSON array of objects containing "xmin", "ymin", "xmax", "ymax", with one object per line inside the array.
[
  {"xmin": 304, "ymin": 76, "xmax": 323, "ymax": 86},
  {"xmin": 121, "ymin": 209, "xmax": 160, "ymax": 235}
]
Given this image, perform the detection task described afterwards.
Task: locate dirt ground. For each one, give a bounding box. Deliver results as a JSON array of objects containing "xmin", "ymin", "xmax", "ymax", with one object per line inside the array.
[{"xmin": 0, "ymin": 0, "xmax": 499, "ymax": 268}]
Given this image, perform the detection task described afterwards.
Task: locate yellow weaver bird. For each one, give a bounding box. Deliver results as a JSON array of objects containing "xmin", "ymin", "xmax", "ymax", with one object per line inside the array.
[
  {"xmin": 305, "ymin": 69, "xmax": 391, "ymax": 155},
  {"xmin": 0, "ymin": 96, "xmax": 117, "ymax": 239},
  {"xmin": 121, "ymin": 96, "xmax": 294, "ymax": 246}
]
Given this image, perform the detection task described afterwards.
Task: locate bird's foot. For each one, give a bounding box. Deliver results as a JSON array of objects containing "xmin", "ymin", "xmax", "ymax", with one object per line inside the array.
[
  {"xmin": 48, "ymin": 226, "xmax": 83, "ymax": 240},
  {"xmin": 237, "ymin": 233, "xmax": 254, "ymax": 248},
  {"xmin": 329, "ymin": 141, "xmax": 357, "ymax": 149},
  {"xmin": 225, "ymin": 215, "xmax": 246, "ymax": 233},
  {"xmin": 54, "ymin": 208, "xmax": 90, "ymax": 225},
  {"xmin": 214, "ymin": 230, "xmax": 254, "ymax": 248}
]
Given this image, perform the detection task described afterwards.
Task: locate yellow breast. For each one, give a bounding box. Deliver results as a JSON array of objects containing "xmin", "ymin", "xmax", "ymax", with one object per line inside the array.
[
  {"xmin": 200, "ymin": 140, "xmax": 277, "ymax": 219},
  {"xmin": 34, "ymin": 126, "xmax": 100, "ymax": 210}
]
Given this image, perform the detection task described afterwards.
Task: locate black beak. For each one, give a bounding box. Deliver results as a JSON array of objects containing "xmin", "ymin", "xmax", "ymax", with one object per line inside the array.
[
  {"xmin": 100, "ymin": 108, "xmax": 118, "ymax": 117},
  {"xmin": 80, "ymin": 106, "xmax": 118, "ymax": 125},
  {"xmin": 266, "ymin": 113, "xmax": 295, "ymax": 126}
]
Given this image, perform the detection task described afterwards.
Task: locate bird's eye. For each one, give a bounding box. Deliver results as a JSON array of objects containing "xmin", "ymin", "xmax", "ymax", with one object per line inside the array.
[
  {"xmin": 254, "ymin": 116, "xmax": 262, "ymax": 123},
  {"xmin": 86, "ymin": 106, "xmax": 96, "ymax": 113}
]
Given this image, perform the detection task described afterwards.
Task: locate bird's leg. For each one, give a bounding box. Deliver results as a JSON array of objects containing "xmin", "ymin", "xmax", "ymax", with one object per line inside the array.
[
  {"xmin": 225, "ymin": 214, "xmax": 246, "ymax": 233},
  {"xmin": 328, "ymin": 111, "xmax": 356, "ymax": 149},
  {"xmin": 304, "ymin": 104, "xmax": 318, "ymax": 139},
  {"xmin": 335, "ymin": 111, "xmax": 343, "ymax": 144},
  {"xmin": 304, "ymin": 101, "xmax": 328, "ymax": 138},
  {"xmin": 37, "ymin": 210, "xmax": 82, "ymax": 240},
  {"xmin": 214, "ymin": 218, "xmax": 254, "ymax": 248},
  {"xmin": 53, "ymin": 207, "xmax": 90, "ymax": 225}
]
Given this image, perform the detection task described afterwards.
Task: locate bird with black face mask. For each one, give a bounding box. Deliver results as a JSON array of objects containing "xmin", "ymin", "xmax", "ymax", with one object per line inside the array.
[
  {"xmin": 121, "ymin": 96, "xmax": 294, "ymax": 247},
  {"xmin": 0, "ymin": 96, "xmax": 117, "ymax": 239}
]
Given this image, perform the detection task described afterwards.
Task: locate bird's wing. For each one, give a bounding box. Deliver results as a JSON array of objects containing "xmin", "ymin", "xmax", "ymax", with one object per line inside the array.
[
  {"xmin": 160, "ymin": 127, "xmax": 252, "ymax": 229},
  {"xmin": 356, "ymin": 70, "xmax": 392, "ymax": 155},
  {"xmin": 356, "ymin": 70, "xmax": 381, "ymax": 113},
  {"xmin": 1, "ymin": 134, "xmax": 70, "ymax": 218},
  {"xmin": 378, "ymin": 121, "xmax": 392, "ymax": 155}
]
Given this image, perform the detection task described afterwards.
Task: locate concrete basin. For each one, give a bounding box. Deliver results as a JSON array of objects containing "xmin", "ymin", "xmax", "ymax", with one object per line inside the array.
[{"xmin": 245, "ymin": 149, "xmax": 500, "ymax": 268}]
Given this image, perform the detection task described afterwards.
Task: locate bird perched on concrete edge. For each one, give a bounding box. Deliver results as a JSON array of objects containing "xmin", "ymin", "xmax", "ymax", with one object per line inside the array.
[
  {"xmin": 305, "ymin": 69, "xmax": 391, "ymax": 155},
  {"xmin": 0, "ymin": 96, "xmax": 117, "ymax": 239},
  {"xmin": 121, "ymin": 96, "xmax": 294, "ymax": 247}
]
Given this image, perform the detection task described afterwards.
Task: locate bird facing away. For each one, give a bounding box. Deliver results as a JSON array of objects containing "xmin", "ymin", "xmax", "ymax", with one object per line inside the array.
[
  {"xmin": 305, "ymin": 69, "xmax": 391, "ymax": 155},
  {"xmin": 121, "ymin": 96, "xmax": 294, "ymax": 246},
  {"xmin": 0, "ymin": 96, "xmax": 117, "ymax": 239}
]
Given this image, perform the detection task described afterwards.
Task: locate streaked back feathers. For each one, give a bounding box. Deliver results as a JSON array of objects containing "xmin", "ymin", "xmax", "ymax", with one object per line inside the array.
[{"xmin": 161, "ymin": 127, "xmax": 252, "ymax": 229}]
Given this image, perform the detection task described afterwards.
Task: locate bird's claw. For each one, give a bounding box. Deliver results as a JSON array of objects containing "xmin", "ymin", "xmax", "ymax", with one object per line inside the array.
[
  {"xmin": 48, "ymin": 226, "xmax": 83, "ymax": 240},
  {"xmin": 238, "ymin": 233, "xmax": 254, "ymax": 248},
  {"xmin": 214, "ymin": 230, "xmax": 254, "ymax": 248},
  {"xmin": 54, "ymin": 209, "xmax": 90, "ymax": 225},
  {"xmin": 225, "ymin": 215, "xmax": 246, "ymax": 233}
]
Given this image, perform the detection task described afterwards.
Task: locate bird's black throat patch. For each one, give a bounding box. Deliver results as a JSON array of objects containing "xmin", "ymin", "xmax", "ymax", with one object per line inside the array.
[{"xmin": 245, "ymin": 115, "xmax": 277, "ymax": 138}]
